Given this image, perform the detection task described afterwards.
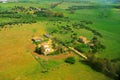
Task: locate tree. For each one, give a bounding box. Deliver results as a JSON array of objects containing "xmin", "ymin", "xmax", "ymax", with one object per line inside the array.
[
  {"xmin": 35, "ymin": 46, "xmax": 41, "ymax": 54},
  {"xmin": 70, "ymin": 10, "xmax": 75, "ymax": 14},
  {"xmin": 90, "ymin": 36, "xmax": 106, "ymax": 53},
  {"xmin": 65, "ymin": 57, "xmax": 76, "ymax": 64},
  {"xmin": 74, "ymin": 43, "xmax": 90, "ymax": 53},
  {"xmin": 54, "ymin": 12, "xmax": 64, "ymax": 17},
  {"xmin": 71, "ymin": 33, "xmax": 78, "ymax": 41},
  {"xmin": 86, "ymin": 55, "xmax": 120, "ymax": 80}
]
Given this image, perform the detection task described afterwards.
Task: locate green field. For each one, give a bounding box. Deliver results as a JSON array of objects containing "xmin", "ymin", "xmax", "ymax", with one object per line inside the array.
[
  {"xmin": 0, "ymin": 0, "xmax": 120, "ymax": 80},
  {"xmin": 48, "ymin": 2, "xmax": 120, "ymax": 59}
]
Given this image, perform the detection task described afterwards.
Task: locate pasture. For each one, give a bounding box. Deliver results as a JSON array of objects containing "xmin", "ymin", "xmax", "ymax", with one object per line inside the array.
[
  {"xmin": 0, "ymin": 1, "xmax": 120, "ymax": 80},
  {"xmin": 45, "ymin": 6, "xmax": 120, "ymax": 60},
  {"xmin": 56, "ymin": 2, "xmax": 120, "ymax": 59},
  {"xmin": 0, "ymin": 22, "xmax": 112, "ymax": 80}
]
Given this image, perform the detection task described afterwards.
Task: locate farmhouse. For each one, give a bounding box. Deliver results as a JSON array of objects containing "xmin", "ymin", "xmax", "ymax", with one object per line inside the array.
[
  {"xmin": 79, "ymin": 36, "xmax": 88, "ymax": 44},
  {"xmin": 32, "ymin": 36, "xmax": 42, "ymax": 42},
  {"xmin": 41, "ymin": 42, "xmax": 54, "ymax": 55}
]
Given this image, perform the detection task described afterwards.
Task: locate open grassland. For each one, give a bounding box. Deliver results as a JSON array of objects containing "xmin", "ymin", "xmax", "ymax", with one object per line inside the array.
[
  {"xmin": 44, "ymin": 21, "xmax": 94, "ymax": 43},
  {"xmin": 0, "ymin": 1, "xmax": 120, "ymax": 80},
  {"xmin": 21, "ymin": 62, "xmax": 112, "ymax": 80},
  {"xmin": 0, "ymin": 22, "xmax": 112, "ymax": 80},
  {"xmin": 0, "ymin": 23, "xmax": 45, "ymax": 80}
]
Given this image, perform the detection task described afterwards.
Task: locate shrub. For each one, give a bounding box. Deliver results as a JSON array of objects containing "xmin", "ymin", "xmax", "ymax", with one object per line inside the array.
[
  {"xmin": 47, "ymin": 51, "xmax": 59, "ymax": 56},
  {"xmin": 35, "ymin": 46, "xmax": 41, "ymax": 54},
  {"xmin": 65, "ymin": 57, "xmax": 75, "ymax": 64}
]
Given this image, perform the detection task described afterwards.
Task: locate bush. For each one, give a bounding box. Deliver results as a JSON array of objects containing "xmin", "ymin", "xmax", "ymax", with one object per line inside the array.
[
  {"xmin": 35, "ymin": 46, "xmax": 41, "ymax": 54},
  {"xmin": 47, "ymin": 51, "xmax": 59, "ymax": 56},
  {"xmin": 65, "ymin": 57, "xmax": 75, "ymax": 64}
]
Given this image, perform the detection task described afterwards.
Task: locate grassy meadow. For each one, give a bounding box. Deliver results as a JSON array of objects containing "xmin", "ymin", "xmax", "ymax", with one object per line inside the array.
[
  {"xmin": 0, "ymin": 22, "xmax": 112, "ymax": 80},
  {"xmin": 48, "ymin": 2, "xmax": 120, "ymax": 59},
  {"xmin": 0, "ymin": 0, "xmax": 120, "ymax": 80}
]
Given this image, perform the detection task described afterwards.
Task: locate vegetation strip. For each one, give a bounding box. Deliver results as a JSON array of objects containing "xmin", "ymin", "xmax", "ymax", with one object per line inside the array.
[{"xmin": 68, "ymin": 47, "xmax": 88, "ymax": 60}]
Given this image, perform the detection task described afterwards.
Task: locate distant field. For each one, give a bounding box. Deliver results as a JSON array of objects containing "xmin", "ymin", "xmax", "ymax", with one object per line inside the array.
[{"xmin": 0, "ymin": 2, "xmax": 51, "ymax": 8}]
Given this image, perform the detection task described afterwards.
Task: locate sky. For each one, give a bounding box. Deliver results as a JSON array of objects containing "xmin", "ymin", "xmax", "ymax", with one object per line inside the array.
[
  {"xmin": 0, "ymin": 0, "xmax": 118, "ymax": 4},
  {"xmin": 0, "ymin": 0, "xmax": 7, "ymax": 1}
]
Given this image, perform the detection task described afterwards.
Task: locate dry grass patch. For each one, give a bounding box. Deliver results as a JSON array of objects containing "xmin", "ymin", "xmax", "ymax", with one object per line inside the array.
[{"xmin": 0, "ymin": 22, "xmax": 46, "ymax": 79}]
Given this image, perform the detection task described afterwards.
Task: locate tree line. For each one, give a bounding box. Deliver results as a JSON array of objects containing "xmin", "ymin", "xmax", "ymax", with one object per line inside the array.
[
  {"xmin": 84, "ymin": 54, "xmax": 120, "ymax": 80},
  {"xmin": 0, "ymin": 6, "xmax": 64, "ymax": 28}
]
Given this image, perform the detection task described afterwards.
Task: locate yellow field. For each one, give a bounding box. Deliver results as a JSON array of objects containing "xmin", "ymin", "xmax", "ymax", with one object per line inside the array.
[{"xmin": 0, "ymin": 22, "xmax": 46, "ymax": 80}]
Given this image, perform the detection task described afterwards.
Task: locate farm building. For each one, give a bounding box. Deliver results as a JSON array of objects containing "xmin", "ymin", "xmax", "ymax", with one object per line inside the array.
[
  {"xmin": 41, "ymin": 42, "xmax": 54, "ymax": 55},
  {"xmin": 79, "ymin": 36, "xmax": 88, "ymax": 44},
  {"xmin": 43, "ymin": 34, "xmax": 51, "ymax": 38},
  {"xmin": 32, "ymin": 36, "xmax": 42, "ymax": 42}
]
